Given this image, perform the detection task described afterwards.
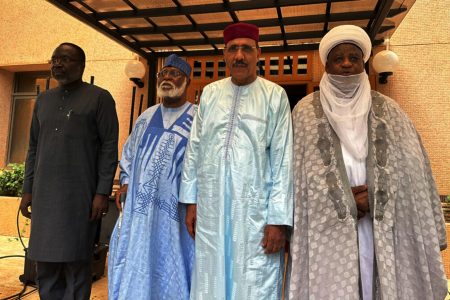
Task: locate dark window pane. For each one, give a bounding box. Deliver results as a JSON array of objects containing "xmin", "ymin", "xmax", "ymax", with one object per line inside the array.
[
  {"xmin": 9, "ymin": 98, "xmax": 35, "ymax": 163},
  {"xmin": 218, "ymin": 60, "xmax": 226, "ymax": 78},
  {"xmin": 205, "ymin": 61, "xmax": 214, "ymax": 78},
  {"xmin": 258, "ymin": 58, "xmax": 265, "ymax": 76},
  {"xmin": 193, "ymin": 60, "xmax": 202, "ymax": 78},
  {"xmin": 270, "ymin": 57, "xmax": 279, "ymax": 76},
  {"xmin": 297, "ymin": 55, "xmax": 308, "ymax": 75},
  {"xmin": 283, "ymin": 56, "xmax": 293, "ymax": 75},
  {"xmin": 15, "ymin": 72, "xmax": 51, "ymax": 93}
]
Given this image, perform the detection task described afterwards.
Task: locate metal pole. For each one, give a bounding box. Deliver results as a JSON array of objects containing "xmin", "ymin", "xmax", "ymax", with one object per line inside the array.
[
  {"xmin": 129, "ymin": 86, "xmax": 136, "ymax": 134},
  {"xmin": 147, "ymin": 53, "xmax": 157, "ymax": 107},
  {"xmin": 138, "ymin": 94, "xmax": 144, "ymax": 116}
]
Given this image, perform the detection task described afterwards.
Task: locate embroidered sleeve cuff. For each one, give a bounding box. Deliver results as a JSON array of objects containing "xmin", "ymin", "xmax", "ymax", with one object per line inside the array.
[{"xmin": 179, "ymin": 181, "xmax": 197, "ymax": 204}]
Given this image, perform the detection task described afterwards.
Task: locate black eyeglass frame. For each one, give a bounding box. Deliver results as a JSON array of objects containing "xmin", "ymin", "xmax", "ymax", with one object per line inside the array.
[
  {"xmin": 48, "ymin": 56, "xmax": 83, "ymax": 65},
  {"xmin": 156, "ymin": 69, "xmax": 184, "ymax": 78},
  {"xmin": 224, "ymin": 45, "xmax": 259, "ymax": 54}
]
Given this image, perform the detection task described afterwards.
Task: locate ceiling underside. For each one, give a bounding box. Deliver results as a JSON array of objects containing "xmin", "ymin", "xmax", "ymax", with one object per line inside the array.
[{"xmin": 48, "ymin": 0, "xmax": 416, "ymax": 58}]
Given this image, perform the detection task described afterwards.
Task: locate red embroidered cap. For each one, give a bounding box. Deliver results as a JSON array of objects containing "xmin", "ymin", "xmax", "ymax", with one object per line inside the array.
[{"xmin": 223, "ymin": 22, "xmax": 259, "ymax": 44}]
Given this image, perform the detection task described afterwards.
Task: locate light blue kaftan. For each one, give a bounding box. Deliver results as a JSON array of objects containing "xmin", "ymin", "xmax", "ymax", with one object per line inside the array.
[
  {"xmin": 180, "ymin": 77, "xmax": 293, "ymax": 300},
  {"xmin": 108, "ymin": 102, "xmax": 195, "ymax": 300}
]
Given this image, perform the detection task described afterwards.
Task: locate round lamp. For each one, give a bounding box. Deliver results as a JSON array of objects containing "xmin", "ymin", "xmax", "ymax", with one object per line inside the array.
[
  {"xmin": 124, "ymin": 60, "xmax": 146, "ymax": 87},
  {"xmin": 372, "ymin": 50, "xmax": 399, "ymax": 84}
]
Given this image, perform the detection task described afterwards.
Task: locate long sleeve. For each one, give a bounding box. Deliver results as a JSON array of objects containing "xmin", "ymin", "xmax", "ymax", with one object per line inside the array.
[
  {"xmin": 119, "ymin": 137, "xmax": 133, "ymax": 186},
  {"xmin": 267, "ymin": 89, "xmax": 294, "ymax": 226},
  {"xmin": 118, "ymin": 115, "xmax": 148, "ymax": 186},
  {"xmin": 179, "ymin": 89, "xmax": 206, "ymax": 204},
  {"xmin": 95, "ymin": 90, "xmax": 119, "ymax": 195},
  {"xmin": 22, "ymin": 97, "xmax": 41, "ymax": 194},
  {"xmin": 419, "ymin": 133, "xmax": 447, "ymax": 250}
]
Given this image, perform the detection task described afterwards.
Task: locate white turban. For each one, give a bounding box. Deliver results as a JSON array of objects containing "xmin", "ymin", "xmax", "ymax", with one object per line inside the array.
[{"xmin": 319, "ymin": 25, "xmax": 372, "ymax": 65}]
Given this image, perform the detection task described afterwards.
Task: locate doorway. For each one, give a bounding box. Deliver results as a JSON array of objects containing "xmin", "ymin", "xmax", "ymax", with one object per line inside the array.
[{"xmin": 280, "ymin": 84, "xmax": 308, "ymax": 111}]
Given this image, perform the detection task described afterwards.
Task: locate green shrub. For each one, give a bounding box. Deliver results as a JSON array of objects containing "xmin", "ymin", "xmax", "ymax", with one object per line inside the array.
[{"xmin": 0, "ymin": 163, "xmax": 25, "ymax": 197}]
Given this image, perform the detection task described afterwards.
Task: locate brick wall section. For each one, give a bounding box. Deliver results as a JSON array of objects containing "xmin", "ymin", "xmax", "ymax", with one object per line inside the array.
[
  {"xmin": 311, "ymin": 50, "xmax": 324, "ymax": 84},
  {"xmin": 441, "ymin": 224, "xmax": 450, "ymax": 278},
  {"xmin": 0, "ymin": 70, "xmax": 14, "ymax": 166},
  {"xmin": 376, "ymin": 0, "xmax": 450, "ymax": 194}
]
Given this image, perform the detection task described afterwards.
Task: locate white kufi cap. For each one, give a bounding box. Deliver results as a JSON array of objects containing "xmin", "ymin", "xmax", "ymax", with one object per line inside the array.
[{"xmin": 319, "ymin": 25, "xmax": 372, "ymax": 65}]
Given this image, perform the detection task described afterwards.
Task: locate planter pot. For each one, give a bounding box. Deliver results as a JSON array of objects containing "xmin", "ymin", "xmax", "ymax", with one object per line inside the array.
[
  {"xmin": 0, "ymin": 196, "xmax": 30, "ymax": 238},
  {"xmin": 441, "ymin": 201, "xmax": 450, "ymax": 223}
]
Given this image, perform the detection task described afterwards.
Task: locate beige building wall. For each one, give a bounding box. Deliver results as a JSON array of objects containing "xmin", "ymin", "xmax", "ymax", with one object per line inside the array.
[
  {"xmin": 0, "ymin": 70, "xmax": 14, "ymax": 165},
  {"xmin": 0, "ymin": 0, "xmax": 149, "ymax": 169},
  {"xmin": 375, "ymin": 0, "xmax": 450, "ymax": 194},
  {"xmin": 0, "ymin": 0, "xmax": 448, "ymax": 194}
]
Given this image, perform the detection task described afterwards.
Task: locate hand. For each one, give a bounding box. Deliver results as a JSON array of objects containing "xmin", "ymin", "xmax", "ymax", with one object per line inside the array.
[
  {"xmin": 185, "ymin": 204, "xmax": 197, "ymax": 240},
  {"xmin": 90, "ymin": 193, "xmax": 109, "ymax": 221},
  {"xmin": 261, "ymin": 225, "xmax": 287, "ymax": 254},
  {"xmin": 115, "ymin": 184, "xmax": 128, "ymax": 212},
  {"xmin": 20, "ymin": 193, "xmax": 32, "ymax": 219},
  {"xmin": 352, "ymin": 185, "xmax": 369, "ymax": 219}
]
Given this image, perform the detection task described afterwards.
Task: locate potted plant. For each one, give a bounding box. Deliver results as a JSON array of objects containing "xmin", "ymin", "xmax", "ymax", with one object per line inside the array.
[
  {"xmin": 441, "ymin": 195, "xmax": 450, "ymax": 223},
  {"xmin": 0, "ymin": 163, "xmax": 30, "ymax": 237},
  {"xmin": 0, "ymin": 163, "xmax": 24, "ymax": 197}
]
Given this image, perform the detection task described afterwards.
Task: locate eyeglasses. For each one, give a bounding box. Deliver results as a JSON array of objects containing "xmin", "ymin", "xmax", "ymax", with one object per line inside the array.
[
  {"xmin": 48, "ymin": 56, "xmax": 81, "ymax": 65},
  {"xmin": 224, "ymin": 44, "xmax": 258, "ymax": 54},
  {"xmin": 156, "ymin": 69, "xmax": 183, "ymax": 78}
]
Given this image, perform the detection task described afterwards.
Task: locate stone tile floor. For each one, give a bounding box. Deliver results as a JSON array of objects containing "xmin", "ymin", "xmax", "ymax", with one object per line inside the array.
[{"xmin": 0, "ymin": 236, "xmax": 107, "ymax": 299}]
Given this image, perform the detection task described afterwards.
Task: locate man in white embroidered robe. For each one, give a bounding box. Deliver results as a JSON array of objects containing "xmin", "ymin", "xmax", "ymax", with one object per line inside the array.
[
  {"xmin": 108, "ymin": 54, "xmax": 195, "ymax": 300},
  {"xmin": 180, "ymin": 22, "xmax": 293, "ymax": 299},
  {"xmin": 288, "ymin": 25, "xmax": 447, "ymax": 300}
]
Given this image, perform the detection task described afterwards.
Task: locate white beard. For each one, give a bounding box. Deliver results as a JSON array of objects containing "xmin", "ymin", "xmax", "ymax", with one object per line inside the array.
[{"xmin": 157, "ymin": 78, "xmax": 187, "ymax": 99}]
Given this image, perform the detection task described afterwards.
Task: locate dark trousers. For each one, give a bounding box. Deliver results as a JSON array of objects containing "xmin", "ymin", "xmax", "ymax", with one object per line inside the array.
[{"xmin": 36, "ymin": 260, "xmax": 92, "ymax": 300}]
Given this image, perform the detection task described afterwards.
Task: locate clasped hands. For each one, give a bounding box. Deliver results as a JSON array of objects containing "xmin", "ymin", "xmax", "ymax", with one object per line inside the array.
[{"xmin": 352, "ymin": 184, "xmax": 369, "ymax": 219}]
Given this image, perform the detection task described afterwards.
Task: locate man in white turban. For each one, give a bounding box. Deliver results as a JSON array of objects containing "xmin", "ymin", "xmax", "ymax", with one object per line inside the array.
[{"xmin": 288, "ymin": 25, "xmax": 447, "ymax": 299}]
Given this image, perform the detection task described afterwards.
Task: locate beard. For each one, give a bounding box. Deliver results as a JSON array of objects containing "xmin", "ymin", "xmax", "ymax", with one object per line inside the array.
[{"xmin": 157, "ymin": 78, "xmax": 187, "ymax": 99}]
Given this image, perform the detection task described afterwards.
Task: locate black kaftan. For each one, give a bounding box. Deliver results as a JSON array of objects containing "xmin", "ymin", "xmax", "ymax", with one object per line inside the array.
[{"xmin": 23, "ymin": 82, "xmax": 118, "ymax": 262}]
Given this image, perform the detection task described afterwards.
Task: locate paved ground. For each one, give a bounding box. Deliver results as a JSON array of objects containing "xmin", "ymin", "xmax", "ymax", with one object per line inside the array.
[
  {"xmin": 1, "ymin": 235, "xmax": 449, "ymax": 299},
  {"xmin": 0, "ymin": 235, "xmax": 107, "ymax": 299}
]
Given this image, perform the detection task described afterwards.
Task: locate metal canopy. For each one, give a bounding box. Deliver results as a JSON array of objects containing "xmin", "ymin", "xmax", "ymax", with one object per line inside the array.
[{"xmin": 48, "ymin": 0, "xmax": 415, "ymax": 59}]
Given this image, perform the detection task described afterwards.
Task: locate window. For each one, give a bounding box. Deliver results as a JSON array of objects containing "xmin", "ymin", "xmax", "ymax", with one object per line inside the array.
[
  {"xmin": 269, "ymin": 57, "xmax": 279, "ymax": 76},
  {"xmin": 297, "ymin": 55, "xmax": 308, "ymax": 75},
  {"xmin": 218, "ymin": 60, "xmax": 226, "ymax": 78},
  {"xmin": 258, "ymin": 58, "xmax": 265, "ymax": 76},
  {"xmin": 8, "ymin": 72, "xmax": 56, "ymax": 163},
  {"xmin": 193, "ymin": 60, "xmax": 202, "ymax": 78},
  {"xmin": 283, "ymin": 56, "xmax": 293, "ymax": 75},
  {"xmin": 205, "ymin": 61, "xmax": 214, "ymax": 79}
]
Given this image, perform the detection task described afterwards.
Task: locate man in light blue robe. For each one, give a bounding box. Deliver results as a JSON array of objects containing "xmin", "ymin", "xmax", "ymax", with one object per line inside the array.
[
  {"xmin": 108, "ymin": 54, "xmax": 195, "ymax": 300},
  {"xmin": 180, "ymin": 23, "xmax": 293, "ymax": 300}
]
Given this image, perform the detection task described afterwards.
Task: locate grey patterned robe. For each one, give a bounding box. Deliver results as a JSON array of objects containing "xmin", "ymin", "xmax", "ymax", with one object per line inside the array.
[{"xmin": 288, "ymin": 91, "xmax": 447, "ymax": 300}]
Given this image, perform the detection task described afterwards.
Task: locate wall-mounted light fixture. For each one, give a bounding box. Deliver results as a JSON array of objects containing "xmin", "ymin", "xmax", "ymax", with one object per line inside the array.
[
  {"xmin": 124, "ymin": 59, "xmax": 146, "ymax": 88},
  {"xmin": 125, "ymin": 59, "xmax": 146, "ymax": 134},
  {"xmin": 372, "ymin": 39, "xmax": 399, "ymax": 84}
]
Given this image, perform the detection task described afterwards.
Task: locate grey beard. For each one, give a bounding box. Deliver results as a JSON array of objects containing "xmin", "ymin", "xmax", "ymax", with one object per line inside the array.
[{"xmin": 157, "ymin": 79, "xmax": 187, "ymax": 99}]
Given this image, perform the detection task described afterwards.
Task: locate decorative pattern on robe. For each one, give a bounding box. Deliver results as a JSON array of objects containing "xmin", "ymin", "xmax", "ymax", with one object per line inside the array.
[
  {"xmin": 288, "ymin": 91, "xmax": 447, "ymax": 300},
  {"xmin": 180, "ymin": 77, "xmax": 294, "ymax": 300},
  {"xmin": 108, "ymin": 104, "xmax": 195, "ymax": 300}
]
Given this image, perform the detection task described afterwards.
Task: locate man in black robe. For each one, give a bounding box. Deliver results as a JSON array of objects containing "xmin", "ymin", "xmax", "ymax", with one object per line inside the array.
[{"xmin": 20, "ymin": 42, "xmax": 119, "ymax": 300}]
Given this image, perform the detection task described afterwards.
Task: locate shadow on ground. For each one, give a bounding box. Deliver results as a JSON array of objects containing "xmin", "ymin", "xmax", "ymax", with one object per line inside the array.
[{"xmin": 0, "ymin": 236, "xmax": 108, "ymax": 299}]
